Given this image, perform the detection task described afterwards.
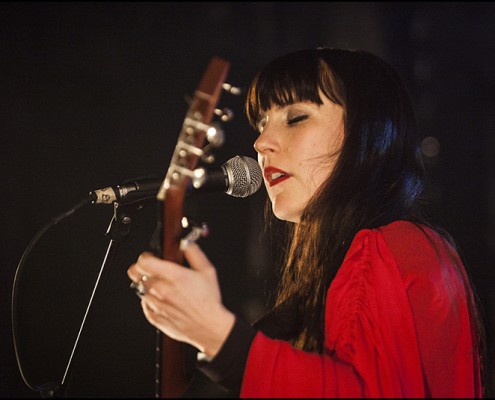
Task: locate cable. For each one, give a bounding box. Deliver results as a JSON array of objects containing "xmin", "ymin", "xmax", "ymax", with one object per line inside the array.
[{"xmin": 11, "ymin": 197, "xmax": 91, "ymax": 394}]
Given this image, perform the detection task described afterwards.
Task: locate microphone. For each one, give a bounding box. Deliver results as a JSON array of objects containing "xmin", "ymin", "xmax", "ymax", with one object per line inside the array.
[
  {"xmin": 89, "ymin": 156, "xmax": 263, "ymax": 204},
  {"xmin": 89, "ymin": 177, "xmax": 161, "ymax": 204},
  {"xmin": 193, "ymin": 155, "xmax": 263, "ymax": 198}
]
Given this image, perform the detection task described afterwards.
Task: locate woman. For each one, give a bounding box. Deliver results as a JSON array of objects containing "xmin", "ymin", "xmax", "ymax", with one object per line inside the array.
[{"xmin": 127, "ymin": 48, "xmax": 484, "ymax": 397}]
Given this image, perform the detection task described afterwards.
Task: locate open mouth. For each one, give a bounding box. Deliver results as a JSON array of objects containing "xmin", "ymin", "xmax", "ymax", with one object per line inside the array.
[{"xmin": 264, "ymin": 166, "xmax": 291, "ymax": 187}]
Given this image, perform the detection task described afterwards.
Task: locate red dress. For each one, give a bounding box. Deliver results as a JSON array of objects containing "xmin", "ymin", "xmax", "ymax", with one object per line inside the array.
[{"xmin": 241, "ymin": 221, "xmax": 482, "ymax": 398}]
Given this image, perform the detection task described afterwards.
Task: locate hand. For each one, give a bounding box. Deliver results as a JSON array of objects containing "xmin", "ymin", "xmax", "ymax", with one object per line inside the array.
[{"xmin": 127, "ymin": 242, "xmax": 235, "ymax": 359}]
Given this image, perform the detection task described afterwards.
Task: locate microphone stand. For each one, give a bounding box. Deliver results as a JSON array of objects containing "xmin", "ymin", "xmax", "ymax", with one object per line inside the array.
[{"xmin": 43, "ymin": 196, "xmax": 153, "ymax": 398}]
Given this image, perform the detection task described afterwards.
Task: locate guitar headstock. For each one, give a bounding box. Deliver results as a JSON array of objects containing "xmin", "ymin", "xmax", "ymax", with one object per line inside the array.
[
  {"xmin": 156, "ymin": 57, "xmax": 234, "ymax": 266},
  {"xmin": 157, "ymin": 57, "xmax": 231, "ymax": 202}
]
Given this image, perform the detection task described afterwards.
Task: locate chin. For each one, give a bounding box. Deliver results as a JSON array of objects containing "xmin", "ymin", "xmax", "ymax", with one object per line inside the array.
[{"xmin": 271, "ymin": 204, "xmax": 301, "ymax": 223}]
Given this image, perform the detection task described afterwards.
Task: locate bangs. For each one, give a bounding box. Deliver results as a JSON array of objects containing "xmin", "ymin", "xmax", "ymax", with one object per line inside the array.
[{"xmin": 246, "ymin": 55, "xmax": 343, "ymax": 129}]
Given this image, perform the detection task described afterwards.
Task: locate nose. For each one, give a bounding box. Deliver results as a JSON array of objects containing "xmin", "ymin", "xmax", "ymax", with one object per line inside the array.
[{"xmin": 253, "ymin": 129, "xmax": 278, "ymax": 155}]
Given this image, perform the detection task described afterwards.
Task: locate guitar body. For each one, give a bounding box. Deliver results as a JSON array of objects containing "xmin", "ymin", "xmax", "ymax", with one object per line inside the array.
[{"xmin": 154, "ymin": 57, "xmax": 230, "ymax": 398}]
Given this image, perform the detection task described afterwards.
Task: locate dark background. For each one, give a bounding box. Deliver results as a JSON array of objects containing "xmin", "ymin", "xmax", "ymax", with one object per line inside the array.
[{"xmin": 2, "ymin": 2, "xmax": 494, "ymax": 398}]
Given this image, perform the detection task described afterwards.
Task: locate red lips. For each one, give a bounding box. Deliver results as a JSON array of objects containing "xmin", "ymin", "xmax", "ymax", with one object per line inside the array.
[{"xmin": 264, "ymin": 166, "xmax": 291, "ymax": 187}]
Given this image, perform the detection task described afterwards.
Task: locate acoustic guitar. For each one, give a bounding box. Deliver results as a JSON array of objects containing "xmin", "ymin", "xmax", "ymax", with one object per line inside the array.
[{"xmin": 153, "ymin": 57, "xmax": 231, "ymax": 398}]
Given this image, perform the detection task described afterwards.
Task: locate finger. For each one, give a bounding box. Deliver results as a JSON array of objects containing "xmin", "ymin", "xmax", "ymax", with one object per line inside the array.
[
  {"xmin": 127, "ymin": 252, "xmax": 155, "ymax": 280},
  {"xmin": 182, "ymin": 242, "xmax": 214, "ymax": 272},
  {"xmin": 141, "ymin": 302, "xmax": 183, "ymax": 343},
  {"xmin": 142, "ymin": 300, "xmax": 165, "ymax": 329},
  {"xmin": 141, "ymin": 294, "xmax": 160, "ymax": 315},
  {"xmin": 141, "ymin": 295, "xmax": 182, "ymax": 331},
  {"xmin": 133, "ymin": 252, "xmax": 181, "ymax": 279},
  {"xmin": 127, "ymin": 263, "xmax": 141, "ymax": 282},
  {"xmin": 128, "ymin": 261, "xmax": 153, "ymax": 287}
]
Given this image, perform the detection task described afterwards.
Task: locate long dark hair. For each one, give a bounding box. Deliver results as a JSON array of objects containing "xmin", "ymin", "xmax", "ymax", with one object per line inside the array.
[{"xmin": 245, "ymin": 47, "xmax": 484, "ymax": 365}]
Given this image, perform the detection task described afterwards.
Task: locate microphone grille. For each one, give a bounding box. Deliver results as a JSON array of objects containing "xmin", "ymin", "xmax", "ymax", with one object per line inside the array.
[{"xmin": 223, "ymin": 156, "xmax": 263, "ymax": 198}]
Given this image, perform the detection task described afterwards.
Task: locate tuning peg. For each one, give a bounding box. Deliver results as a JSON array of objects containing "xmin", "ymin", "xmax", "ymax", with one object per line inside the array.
[
  {"xmin": 204, "ymin": 155, "xmax": 216, "ymax": 164},
  {"xmin": 180, "ymin": 216, "xmax": 209, "ymax": 250},
  {"xmin": 205, "ymin": 123, "xmax": 224, "ymax": 146},
  {"xmin": 222, "ymin": 83, "xmax": 242, "ymax": 96},
  {"xmin": 214, "ymin": 107, "xmax": 234, "ymax": 122},
  {"xmin": 199, "ymin": 123, "xmax": 224, "ymax": 163}
]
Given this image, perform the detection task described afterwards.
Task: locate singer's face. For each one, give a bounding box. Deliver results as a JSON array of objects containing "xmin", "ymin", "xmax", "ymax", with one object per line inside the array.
[{"xmin": 254, "ymin": 92, "xmax": 344, "ymax": 223}]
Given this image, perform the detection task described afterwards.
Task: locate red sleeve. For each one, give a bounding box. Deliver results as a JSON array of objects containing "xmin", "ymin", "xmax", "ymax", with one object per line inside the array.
[
  {"xmin": 378, "ymin": 221, "xmax": 482, "ymax": 397},
  {"xmin": 240, "ymin": 221, "xmax": 481, "ymax": 398}
]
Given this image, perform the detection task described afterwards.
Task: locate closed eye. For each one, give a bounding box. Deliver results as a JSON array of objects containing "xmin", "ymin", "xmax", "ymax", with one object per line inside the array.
[{"xmin": 287, "ymin": 115, "xmax": 308, "ymax": 125}]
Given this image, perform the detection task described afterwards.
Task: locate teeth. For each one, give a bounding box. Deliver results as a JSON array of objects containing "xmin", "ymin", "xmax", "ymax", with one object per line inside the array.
[{"xmin": 271, "ymin": 172, "xmax": 284, "ymax": 180}]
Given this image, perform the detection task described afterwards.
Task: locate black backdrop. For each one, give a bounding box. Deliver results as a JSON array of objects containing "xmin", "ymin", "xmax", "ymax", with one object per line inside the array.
[{"xmin": 2, "ymin": 2, "xmax": 494, "ymax": 398}]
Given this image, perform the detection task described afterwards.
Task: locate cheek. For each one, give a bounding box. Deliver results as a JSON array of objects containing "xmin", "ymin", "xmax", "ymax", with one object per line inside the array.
[
  {"xmin": 308, "ymin": 131, "xmax": 343, "ymax": 187},
  {"xmin": 304, "ymin": 167, "xmax": 328, "ymax": 197},
  {"xmin": 298, "ymin": 151, "xmax": 336, "ymax": 197}
]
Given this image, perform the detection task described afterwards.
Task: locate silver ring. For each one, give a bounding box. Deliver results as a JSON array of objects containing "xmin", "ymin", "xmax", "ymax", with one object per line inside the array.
[{"xmin": 130, "ymin": 275, "xmax": 148, "ymax": 298}]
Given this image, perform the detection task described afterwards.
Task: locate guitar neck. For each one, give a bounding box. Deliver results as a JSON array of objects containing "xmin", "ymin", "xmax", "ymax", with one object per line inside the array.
[{"xmin": 153, "ymin": 56, "xmax": 230, "ymax": 398}]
